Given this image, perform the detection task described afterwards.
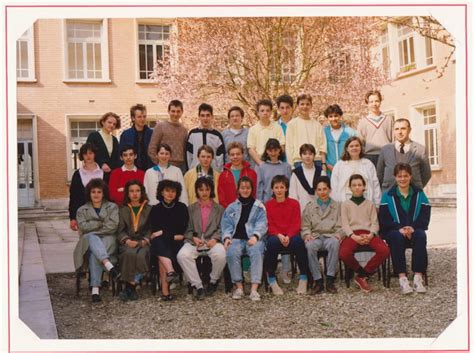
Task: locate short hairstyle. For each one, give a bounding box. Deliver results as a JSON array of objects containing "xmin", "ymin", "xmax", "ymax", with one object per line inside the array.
[
  {"xmin": 99, "ymin": 112, "xmax": 121, "ymax": 130},
  {"xmin": 168, "ymin": 99, "xmax": 183, "ymax": 111},
  {"xmin": 276, "ymin": 94, "xmax": 294, "ymax": 108},
  {"xmin": 393, "ymin": 162, "xmax": 413, "ymax": 176},
  {"xmin": 198, "ymin": 103, "xmax": 213, "ymax": 115},
  {"xmin": 256, "ymin": 99, "xmax": 273, "ymax": 112},
  {"xmin": 123, "ymin": 179, "xmax": 148, "ymax": 205},
  {"xmin": 261, "ymin": 138, "xmax": 285, "ymax": 161},
  {"xmin": 341, "ymin": 136, "xmax": 364, "ymax": 161},
  {"xmin": 156, "ymin": 179, "xmax": 182, "ymax": 202},
  {"xmin": 194, "ymin": 177, "xmax": 216, "ymax": 199},
  {"xmin": 271, "ymin": 175, "xmax": 290, "ymax": 198},
  {"xmin": 394, "ymin": 118, "xmax": 412, "ymax": 129},
  {"xmin": 197, "ymin": 144, "xmax": 214, "ymax": 158},
  {"xmin": 237, "ymin": 176, "xmax": 254, "ymax": 194},
  {"xmin": 227, "ymin": 141, "xmax": 244, "ymax": 154},
  {"xmin": 314, "ymin": 175, "xmax": 331, "ymax": 190},
  {"xmin": 157, "ymin": 143, "xmax": 172, "ymax": 155},
  {"xmin": 364, "ymin": 90, "xmax": 383, "ymax": 104},
  {"xmin": 299, "ymin": 143, "xmax": 316, "ymax": 156},
  {"xmin": 85, "ymin": 178, "xmax": 109, "ymax": 202},
  {"xmin": 323, "ymin": 104, "xmax": 344, "ymax": 117},
  {"xmin": 120, "ymin": 144, "xmax": 137, "ymax": 156},
  {"xmin": 227, "ymin": 106, "xmax": 244, "ymax": 119},
  {"xmin": 78, "ymin": 143, "xmax": 98, "ymax": 161},
  {"xmin": 296, "ymin": 94, "xmax": 312, "ymax": 105},
  {"xmin": 130, "ymin": 104, "xmax": 146, "ymax": 120},
  {"xmin": 349, "ymin": 174, "xmax": 366, "ymax": 187}
]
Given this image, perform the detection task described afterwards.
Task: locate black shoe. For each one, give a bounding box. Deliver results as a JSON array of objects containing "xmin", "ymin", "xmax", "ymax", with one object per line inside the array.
[
  {"xmin": 166, "ymin": 271, "xmax": 179, "ymax": 284},
  {"xmin": 311, "ymin": 281, "xmax": 324, "ymax": 295},
  {"xmin": 206, "ymin": 282, "xmax": 218, "ymax": 295},
  {"xmin": 119, "ymin": 290, "xmax": 129, "ymax": 302},
  {"xmin": 194, "ymin": 287, "xmax": 206, "ymax": 300},
  {"xmin": 161, "ymin": 294, "xmax": 175, "ymax": 301},
  {"xmin": 91, "ymin": 294, "xmax": 102, "ymax": 303},
  {"xmin": 326, "ymin": 281, "xmax": 338, "ymax": 294},
  {"xmin": 109, "ymin": 267, "xmax": 121, "ymax": 281},
  {"xmin": 129, "ymin": 286, "xmax": 139, "ymax": 301}
]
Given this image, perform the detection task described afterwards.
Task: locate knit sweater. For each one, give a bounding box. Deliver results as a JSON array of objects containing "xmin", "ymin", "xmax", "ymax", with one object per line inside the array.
[
  {"xmin": 108, "ymin": 167, "xmax": 145, "ymax": 205},
  {"xmin": 222, "ymin": 127, "xmax": 250, "ymax": 163},
  {"xmin": 218, "ymin": 161, "xmax": 257, "ymax": 208},
  {"xmin": 340, "ymin": 198, "xmax": 379, "ymax": 236},
  {"xmin": 148, "ymin": 120, "xmax": 188, "ymax": 166},
  {"xmin": 256, "ymin": 161, "xmax": 292, "ymax": 202},
  {"xmin": 143, "ymin": 164, "xmax": 188, "ymax": 206},
  {"xmin": 356, "ymin": 115, "xmax": 393, "ymax": 155},
  {"xmin": 285, "ymin": 117, "xmax": 327, "ymax": 166},
  {"xmin": 265, "ymin": 197, "xmax": 301, "ymax": 238}
]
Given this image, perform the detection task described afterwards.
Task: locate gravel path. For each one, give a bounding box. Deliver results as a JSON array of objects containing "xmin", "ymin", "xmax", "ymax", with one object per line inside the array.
[{"xmin": 47, "ymin": 247, "xmax": 456, "ymax": 339}]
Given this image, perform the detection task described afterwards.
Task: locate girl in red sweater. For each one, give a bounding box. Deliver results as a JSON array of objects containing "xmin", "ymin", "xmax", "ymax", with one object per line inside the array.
[{"xmin": 264, "ymin": 175, "xmax": 309, "ymax": 295}]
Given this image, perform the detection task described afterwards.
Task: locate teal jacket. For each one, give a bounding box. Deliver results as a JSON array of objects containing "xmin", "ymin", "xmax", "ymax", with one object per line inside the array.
[{"xmin": 324, "ymin": 124, "xmax": 357, "ymax": 175}]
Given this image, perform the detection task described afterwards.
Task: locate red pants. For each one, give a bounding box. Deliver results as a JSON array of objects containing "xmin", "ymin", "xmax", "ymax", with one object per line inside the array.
[{"xmin": 339, "ymin": 234, "xmax": 390, "ymax": 275}]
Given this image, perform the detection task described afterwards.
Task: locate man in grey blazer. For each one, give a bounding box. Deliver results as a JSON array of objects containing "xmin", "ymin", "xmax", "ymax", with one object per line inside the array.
[{"xmin": 377, "ymin": 118, "xmax": 432, "ymax": 192}]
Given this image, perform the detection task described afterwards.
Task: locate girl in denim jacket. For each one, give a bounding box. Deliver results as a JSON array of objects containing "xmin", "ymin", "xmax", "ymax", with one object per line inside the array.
[{"xmin": 221, "ymin": 176, "xmax": 268, "ymax": 301}]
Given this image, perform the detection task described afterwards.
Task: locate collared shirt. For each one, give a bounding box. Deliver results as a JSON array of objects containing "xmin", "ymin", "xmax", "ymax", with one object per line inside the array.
[
  {"xmin": 396, "ymin": 186, "xmax": 413, "ymax": 213},
  {"xmin": 247, "ymin": 120, "xmax": 285, "ymax": 156},
  {"xmin": 79, "ymin": 163, "xmax": 103, "ymax": 187},
  {"xmin": 199, "ymin": 200, "xmax": 213, "ymax": 233},
  {"xmin": 278, "ymin": 117, "xmax": 291, "ymax": 136},
  {"xmin": 317, "ymin": 198, "xmax": 331, "ymax": 211},
  {"xmin": 121, "ymin": 165, "xmax": 138, "ymax": 172},
  {"xmin": 395, "ymin": 140, "xmax": 411, "ymax": 153}
]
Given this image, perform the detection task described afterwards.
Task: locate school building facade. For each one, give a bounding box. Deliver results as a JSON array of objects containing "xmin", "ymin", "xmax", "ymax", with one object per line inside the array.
[{"xmin": 16, "ymin": 17, "xmax": 457, "ymax": 208}]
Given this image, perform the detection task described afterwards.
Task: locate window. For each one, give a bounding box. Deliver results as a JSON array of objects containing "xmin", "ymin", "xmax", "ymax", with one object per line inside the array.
[
  {"xmin": 270, "ymin": 29, "xmax": 298, "ymax": 84},
  {"xmin": 328, "ymin": 51, "xmax": 350, "ymax": 84},
  {"xmin": 380, "ymin": 29, "xmax": 391, "ymax": 77},
  {"xmin": 397, "ymin": 23, "xmax": 416, "ymax": 73},
  {"xmin": 17, "ymin": 27, "xmax": 35, "ymax": 80},
  {"xmin": 138, "ymin": 24, "xmax": 171, "ymax": 80},
  {"xmin": 69, "ymin": 120, "xmax": 101, "ymax": 176},
  {"xmin": 66, "ymin": 20, "xmax": 108, "ymax": 80},
  {"xmin": 425, "ymin": 37, "xmax": 433, "ymax": 66},
  {"xmin": 421, "ymin": 106, "xmax": 440, "ymax": 167}
]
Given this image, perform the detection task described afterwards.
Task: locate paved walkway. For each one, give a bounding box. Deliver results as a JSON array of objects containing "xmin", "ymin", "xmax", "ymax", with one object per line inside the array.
[{"xmin": 17, "ymin": 207, "xmax": 458, "ymax": 338}]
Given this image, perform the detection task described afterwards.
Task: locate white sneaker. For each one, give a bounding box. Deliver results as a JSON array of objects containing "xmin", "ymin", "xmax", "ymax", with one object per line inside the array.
[
  {"xmin": 413, "ymin": 275, "xmax": 427, "ymax": 293},
  {"xmin": 399, "ymin": 277, "xmax": 413, "ymax": 295},
  {"xmin": 232, "ymin": 288, "xmax": 244, "ymax": 300},
  {"xmin": 280, "ymin": 271, "xmax": 292, "ymax": 284},
  {"xmin": 270, "ymin": 282, "xmax": 284, "ymax": 295},
  {"xmin": 169, "ymin": 282, "xmax": 177, "ymax": 290},
  {"xmin": 296, "ymin": 279, "xmax": 308, "ymax": 295},
  {"xmin": 249, "ymin": 290, "xmax": 261, "ymax": 301}
]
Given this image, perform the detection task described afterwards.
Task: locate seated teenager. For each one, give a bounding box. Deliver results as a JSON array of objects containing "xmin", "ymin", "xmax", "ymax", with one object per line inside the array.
[
  {"xmin": 109, "ymin": 145, "xmax": 145, "ymax": 205},
  {"xmin": 289, "ymin": 144, "xmax": 323, "ymax": 212},
  {"xmin": 339, "ymin": 174, "xmax": 390, "ymax": 293},
  {"xmin": 265, "ymin": 175, "xmax": 309, "ymax": 295},
  {"xmin": 69, "ymin": 143, "xmax": 103, "ymax": 231},
  {"xmin": 149, "ymin": 180, "xmax": 189, "ymax": 301},
  {"xmin": 184, "ymin": 145, "xmax": 220, "ymax": 204},
  {"xmin": 117, "ymin": 179, "xmax": 151, "ymax": 301},
  {"xmin": 221, "ymin": 176, "xmax": 267, "ymax": 301},
  {"xmin": 73, "ymin": 178, "xmax": 121, "ymax": 303},
  {"xmin": 302, "ymin": 176, "xmax": 344, "ymax": 294},
  {"xmin": 218, "ymin": 142, "xmax": 257, "ymax": 208},
  {"xmin": 144, "ymin": 143, "xmax": 188, "ymax": 206},
  {"xmin": 177, "ymin": 177, "xmax": 226, "ymax": 300},
  {"xmin": 379, "ymin": 163, "xmax": 431, "ymax": 294}
]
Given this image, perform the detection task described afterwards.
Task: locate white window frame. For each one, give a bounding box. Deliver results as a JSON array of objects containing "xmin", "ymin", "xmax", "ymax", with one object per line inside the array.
[
  {"xmin": 63, "ymin": 19, "xmax": 110, "ymax": 83},
  {"xmin": 397, "ymin": 22, "xmax": 417, "ymax": 73},
  {"xmin": 269, "ymin": 28, "xmax": 299, "ymax": 85},
  {"xmin": 410, "ymin": 100, "xmax": 441, "ymax": 170},
  {"xmin": 17, "ymin": 114, "xmax": 40, "ymax": 201},
  {"xmin": 17, "ymin": 26, "xmax": 36, "ymax": 82},
  {"xmin": 378, "ymin": 28, "xmax": 391, "ymax": 79},
  {"xmin": 135, "ymin": 19, "xmax": 174, "ymax": 83}
]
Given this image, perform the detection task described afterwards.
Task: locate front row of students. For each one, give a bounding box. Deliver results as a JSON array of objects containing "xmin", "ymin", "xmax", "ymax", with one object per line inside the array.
[{"xmin": 73, "ymin": 162, "xmax": 430, "ymax": 303}]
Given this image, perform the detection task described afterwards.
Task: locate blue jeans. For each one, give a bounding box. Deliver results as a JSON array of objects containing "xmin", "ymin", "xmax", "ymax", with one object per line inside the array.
[
  {"xmin": 226, "ymin": 239, "xmax": 265, "ymax": 284},
  {"xmin": 84, "ymin": 233, "xmax": 111, "ymax": 287}
]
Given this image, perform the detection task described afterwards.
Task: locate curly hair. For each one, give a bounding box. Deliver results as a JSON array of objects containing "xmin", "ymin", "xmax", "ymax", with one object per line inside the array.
[{"xmin": 156, "ymin": 179, "xmax": 182, "ymax": 202}]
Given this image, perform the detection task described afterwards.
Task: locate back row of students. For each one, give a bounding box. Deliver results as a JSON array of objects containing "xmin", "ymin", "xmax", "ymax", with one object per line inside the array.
[{"xmin": 72, "ymin": 159, "xmax": 430, "ymax": 303}]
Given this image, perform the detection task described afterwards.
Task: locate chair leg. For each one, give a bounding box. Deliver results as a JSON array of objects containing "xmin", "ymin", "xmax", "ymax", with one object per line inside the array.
[
  {"xmin": 345, "ymin": 264, "xmax": 352, "ymax": 288},
  {"xmin": 386, "ymin": 255, "xmax": 391, "ymax": 288},
  {"xmin": 224, "ymin": 265, "xmax": 233, "ymax": 293},
  {"xmin": 75, "ymin": 270, "xmax": 82, "ymax": 297},
  {"xmin": 339, "ymin": 260, "xmax": 344, "ymax": 282}
]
